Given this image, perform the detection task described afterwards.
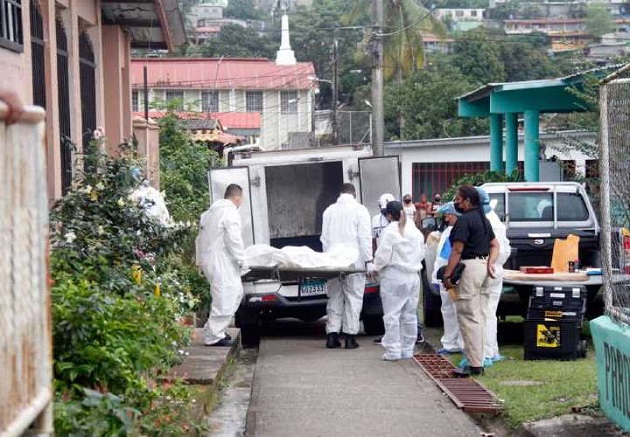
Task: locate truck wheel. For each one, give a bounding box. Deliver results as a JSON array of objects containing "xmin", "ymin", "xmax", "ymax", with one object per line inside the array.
[
  {"xmin": 235, "ymin": 307, "xmax": 261, "ymax": 348},
  {"xmin": 240, "ymin": 322, "xmax": 261, "ymax": 348},
  {"xmin": 363, "ymin": 314, "xmax": 385, "ymax": 335}
]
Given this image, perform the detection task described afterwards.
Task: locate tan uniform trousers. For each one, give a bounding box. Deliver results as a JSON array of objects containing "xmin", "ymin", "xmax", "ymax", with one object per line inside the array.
[{"xmin": 455, "ymin": 258, "xmax": 490, "ymax": 368}]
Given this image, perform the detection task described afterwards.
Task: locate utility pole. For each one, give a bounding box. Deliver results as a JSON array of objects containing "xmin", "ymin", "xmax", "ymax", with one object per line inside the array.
[
  {"xmin": 331, "ymin": 39, "xmax": 339, "ymax": 145},
  {"xmin": 371, "ymin": 0, "xmax": 384, "ymax": 156}
]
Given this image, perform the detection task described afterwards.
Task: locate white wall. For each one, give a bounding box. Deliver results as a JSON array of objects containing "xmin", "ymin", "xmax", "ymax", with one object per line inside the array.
[{"xmin": 385, "ymin": 132, "xmax": 597, "ymax": 196}]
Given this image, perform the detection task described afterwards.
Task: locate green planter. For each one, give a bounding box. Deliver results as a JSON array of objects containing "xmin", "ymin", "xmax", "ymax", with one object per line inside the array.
[{"xmin": 590, "ymin": 315, "xmax": 630, "ymax": 431}]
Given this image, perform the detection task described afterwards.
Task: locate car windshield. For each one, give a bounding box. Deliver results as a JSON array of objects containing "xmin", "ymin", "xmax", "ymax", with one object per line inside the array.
[{"xmin": 490, "ymin": 191, "xmax": 590, "ymax": 222}]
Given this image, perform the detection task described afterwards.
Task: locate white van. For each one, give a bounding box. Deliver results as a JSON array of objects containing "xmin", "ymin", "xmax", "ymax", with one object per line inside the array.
[{"xmin": 209, "ymin": 145, "xmax": 401, "ymax": 346}]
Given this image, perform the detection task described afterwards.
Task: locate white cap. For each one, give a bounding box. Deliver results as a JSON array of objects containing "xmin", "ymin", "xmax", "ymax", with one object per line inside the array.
[{"xmin": 378, "ymin": 193, "xmax": 396, "ymax": 210}]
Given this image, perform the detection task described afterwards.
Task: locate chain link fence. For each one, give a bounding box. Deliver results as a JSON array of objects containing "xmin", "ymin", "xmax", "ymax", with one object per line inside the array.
[
  {"xmin": 600, "ymin": 77, "xmax": 630, "ymax": 325},
  {"xmin": 313, "ymin": 110, "xmax": 372, "ymax": 146}
]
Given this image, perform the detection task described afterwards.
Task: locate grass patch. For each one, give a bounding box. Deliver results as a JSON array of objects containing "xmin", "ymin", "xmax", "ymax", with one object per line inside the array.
[
  {"xmin": 476, "ymin": 345, "xmax": 598, "ymax": 428},
  {"xmin": 430, "ymin": 318, "xmax": 599, "ymax": 429}
]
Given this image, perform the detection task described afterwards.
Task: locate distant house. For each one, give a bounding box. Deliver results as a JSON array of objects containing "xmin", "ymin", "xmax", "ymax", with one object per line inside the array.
[
  {"xmin": 434, "ymin": 8, "xmax": 486, "ymax": 22},
  {"xmin": 131, "ymin": 44, "xmax": 315, "ymax": 150},
  {"xmin": 0, "ymin": 0, "xmax": 185, "ymax": 199},
  {"xmin": 421, "ymin": 33, "xmax": 454, "ymax": 54}
]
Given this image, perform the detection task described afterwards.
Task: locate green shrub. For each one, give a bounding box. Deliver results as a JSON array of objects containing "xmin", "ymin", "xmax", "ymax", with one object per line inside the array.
[{"xmin": 50, "ymin": 134, "xmax": 204, "ymax": 434}]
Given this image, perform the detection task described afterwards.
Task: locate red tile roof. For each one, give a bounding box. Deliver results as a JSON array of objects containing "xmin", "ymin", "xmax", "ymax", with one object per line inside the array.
[
  {"xmin": 133, "ymin": 111, "xmax": 261, "ymax": 130},
  {"xmin": 131, "ymin": 58, "xmax": 316, "ymax": 90}
]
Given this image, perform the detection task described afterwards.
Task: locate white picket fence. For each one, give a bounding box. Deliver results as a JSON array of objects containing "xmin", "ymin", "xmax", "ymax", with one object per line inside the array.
[{"xmin": 0, "ymin": 103, "xmax": 52, "ymax": 436}]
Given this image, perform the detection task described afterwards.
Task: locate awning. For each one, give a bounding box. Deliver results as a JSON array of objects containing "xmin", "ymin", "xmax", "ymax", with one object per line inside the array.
[{"xmin": 101, "ymin": 0, "xmax": 186, "ymax": 50}]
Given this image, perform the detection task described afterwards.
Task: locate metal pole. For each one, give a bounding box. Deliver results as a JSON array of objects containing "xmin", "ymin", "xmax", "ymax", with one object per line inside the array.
[
  {"xmin": 371, "ymin": 0, "xmax": 384, "ymax": 156},
  {"xmin": 143, "ymin": 65, "xmax": 149, "ymax": 121},
  {"xmin": 331, "ymin": 39, "xmax": 338, "ymax": 145}
]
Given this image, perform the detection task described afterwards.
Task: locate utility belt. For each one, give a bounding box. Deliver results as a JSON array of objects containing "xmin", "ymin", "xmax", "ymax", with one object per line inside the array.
[{"xmin": 461, "ymin": 254, "xmax": 488, "ymax": 260}]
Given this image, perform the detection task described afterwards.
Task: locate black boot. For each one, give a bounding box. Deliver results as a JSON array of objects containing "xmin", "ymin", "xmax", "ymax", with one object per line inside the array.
[
  {"xmin": 452, "ymin": 366, "xmax": 484, "ymax": 378},
  {"xmin": 344, "ymin": 334, "xmax": 359, "ymax": 349},
  {"xmin": 326, "ymin": 332, "xmax": 341, "ymax": 349}
]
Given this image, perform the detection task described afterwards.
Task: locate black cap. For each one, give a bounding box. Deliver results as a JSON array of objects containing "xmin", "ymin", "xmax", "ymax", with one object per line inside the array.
[{"xmin": 385, "ymin": 200, "xmax": 404, "ymax": 216}]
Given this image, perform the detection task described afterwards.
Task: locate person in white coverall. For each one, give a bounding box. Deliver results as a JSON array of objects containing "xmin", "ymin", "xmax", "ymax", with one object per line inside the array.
[
  {"xmin": 321, "ymin": 183, "xmax": 373, "ymax": 349},
  {"xmin": 372, "ymin": 193, "xmax": 395, "ymax": 251},
  {"xmin": 196, "ymin": 184, "xmax": 247, "ymax": 347},
  {"xmin": 369, "ymin": 201, "xmax": 426, "ymax": 361},
  {"xmin": 476, "ymin": 187, "xmax": 511, "ymax": 363},
  {"xmin": 431, "ymin": 202, "xmax": 463, "ymax": 355}
]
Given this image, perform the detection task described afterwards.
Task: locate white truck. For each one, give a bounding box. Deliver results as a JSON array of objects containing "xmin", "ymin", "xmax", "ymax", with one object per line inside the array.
[{"xmin": 208, "ymin": 145, "xmax": 402, "ymax": 346}]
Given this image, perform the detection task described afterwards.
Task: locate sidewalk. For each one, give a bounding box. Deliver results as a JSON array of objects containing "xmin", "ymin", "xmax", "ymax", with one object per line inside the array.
[
  {"xmin": 167, "ymin": 327, "xmax": 240, "ymax": 384},
  {"xmin": 246, "ymin": 335, "xmax": 484, "ymax": 437}
]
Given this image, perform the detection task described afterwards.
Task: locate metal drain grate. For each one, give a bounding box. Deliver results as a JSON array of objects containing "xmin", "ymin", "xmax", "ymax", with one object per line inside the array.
[{"xmin": 413, "ymin": 354, "xmax": 503, "ymax": 413}]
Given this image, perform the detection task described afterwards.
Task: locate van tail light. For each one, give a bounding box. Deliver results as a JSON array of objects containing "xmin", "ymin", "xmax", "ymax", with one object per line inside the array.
[
  {"xmin": 249, "ymin": 294, "xmax": 278, "ymax": 303},
  {"xmin": 261, "ymin": 294, "xmax": 278, "ymax": 302}
]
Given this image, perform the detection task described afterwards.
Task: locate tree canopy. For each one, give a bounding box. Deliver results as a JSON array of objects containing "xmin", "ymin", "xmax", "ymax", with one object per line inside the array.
[{"xmin": 585, "ymin": 3, "xmax": 615, "ymax": 39}]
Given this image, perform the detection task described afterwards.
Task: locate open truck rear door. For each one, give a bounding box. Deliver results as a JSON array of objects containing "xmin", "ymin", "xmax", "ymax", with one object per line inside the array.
[
  {"xmin": 358, "ymin": 156, "xmax": 401, "ymax": 217},
  {"xmin": 208, "ymin": 166, "xmax": 255, "ymax": 247}
]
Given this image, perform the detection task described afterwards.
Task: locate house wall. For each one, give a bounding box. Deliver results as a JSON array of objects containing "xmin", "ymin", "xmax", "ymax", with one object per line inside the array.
[
  {"xmin": 0, "ymin": 0, "xmax": 133, "ymax": 200},
  {"xmin": 142, "ymin": 86, "xmax": 314, "ymax": 149},
  {"xmin": 385, "ymin": 132, "xmax": 597, "ymax": 198}
]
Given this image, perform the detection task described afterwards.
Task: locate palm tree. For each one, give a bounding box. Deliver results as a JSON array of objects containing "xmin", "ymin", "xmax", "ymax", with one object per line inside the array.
[{"xmin": 346, "ymin": 0, "xmax": 446, "ymax": 80}]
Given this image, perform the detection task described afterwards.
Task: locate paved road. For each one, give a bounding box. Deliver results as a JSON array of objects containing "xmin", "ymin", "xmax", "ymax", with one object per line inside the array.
[{"xmin": 245, "ymin": 320, "xmax": 483, "ymax": 437}]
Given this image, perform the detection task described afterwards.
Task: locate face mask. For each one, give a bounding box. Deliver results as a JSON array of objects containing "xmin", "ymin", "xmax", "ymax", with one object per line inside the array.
[
  {"xmin": 434, "ymin": 197, "xmax": 441, "ymax": 203},
  {"xmin": 454, "ymin": 202, "xmax": 465, "ymax": 214},
  {"xmin": 404, "ymin": 199, "xmax": 411, "ymax": 204}
]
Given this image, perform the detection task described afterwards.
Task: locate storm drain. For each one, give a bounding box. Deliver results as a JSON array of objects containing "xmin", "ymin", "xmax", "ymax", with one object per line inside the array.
[{"xmin": 412, "ymin": 354, "xmax": 503, "ymax": 413}]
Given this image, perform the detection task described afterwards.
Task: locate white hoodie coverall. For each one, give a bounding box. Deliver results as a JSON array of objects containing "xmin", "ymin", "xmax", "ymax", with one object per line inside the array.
[
  {"xmin": 320, "ymin": 193, "xmax": 372, "ymax": 335},
  {"xmin": 197, "ymin": 199, "xmax": 247, "ymax": 345},
  {"xmin": 431, "ymin": 226, "xmax": 464, "ymax": 352},
  {"xmin": 482, "ymin": 209, "xmax": 511, "ymax": 360},
  {"xmin": 373, "ymin": 220, "xmax": 426, "ymax": 359}
]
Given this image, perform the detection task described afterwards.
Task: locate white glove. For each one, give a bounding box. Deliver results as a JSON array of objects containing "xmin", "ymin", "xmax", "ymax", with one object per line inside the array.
[{"xmin": 239, "ymin": 262, "xmax": 251, "ymax": 277}]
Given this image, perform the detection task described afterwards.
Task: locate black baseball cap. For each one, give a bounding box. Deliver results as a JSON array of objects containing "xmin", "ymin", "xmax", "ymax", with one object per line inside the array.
[{"xmin": 385, "ymin": 200, "xmax": 404, "ymax": 216}]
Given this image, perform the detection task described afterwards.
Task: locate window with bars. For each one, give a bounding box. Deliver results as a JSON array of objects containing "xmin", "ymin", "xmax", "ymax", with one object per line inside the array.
[
  {"xmin": 166, "ymin": 90, "xmax": 184, "ymax": 110},
  {"xmin": 132, "ymin": 90, "xmax": 139, "ymax": 112},
  {"xmin": 281, "ymin": 91, "xmax": 298, "ymax": 114},
  {"xmin": 246, "ymin": 91, "xmax": 263, "ymax": 112},
  {"xmin": 0, "ymin": 0, "xmax": 23, "ymax": 52},
  {"xmin": 202, "ymin": 91, "xmax": 219, "ymax": 112}
]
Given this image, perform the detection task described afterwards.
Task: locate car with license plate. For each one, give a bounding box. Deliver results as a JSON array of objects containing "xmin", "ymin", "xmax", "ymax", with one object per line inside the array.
[{"xmin": 211, "ymin": 145, "xmax": 402, "ymax": 347}]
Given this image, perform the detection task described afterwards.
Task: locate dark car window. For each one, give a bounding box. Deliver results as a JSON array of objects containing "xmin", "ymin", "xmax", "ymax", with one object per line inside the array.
[
  {"xmin": 508, "ymin": 193, "xmax": 554, "ymax": 221},
  {"xmin": 557, "ymin": 193, "xmax": 589, "ymax": 221}
]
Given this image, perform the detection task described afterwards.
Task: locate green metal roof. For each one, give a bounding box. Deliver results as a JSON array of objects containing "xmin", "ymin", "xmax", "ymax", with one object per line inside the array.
[{"xmin": 457, "ymin": 64, "xmax": 626, "ymax": 117}]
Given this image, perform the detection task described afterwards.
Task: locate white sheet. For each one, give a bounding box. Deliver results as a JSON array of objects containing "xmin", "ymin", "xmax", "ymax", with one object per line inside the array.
[{"xmin": 245, "ymin": 244, "xmax": 359, "ymax": 270}]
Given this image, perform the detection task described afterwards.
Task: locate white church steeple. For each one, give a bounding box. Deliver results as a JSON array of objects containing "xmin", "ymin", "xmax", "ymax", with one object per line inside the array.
[{"xmin": 275, "ymin": 11, "xmax": 296, "ymax": 66}]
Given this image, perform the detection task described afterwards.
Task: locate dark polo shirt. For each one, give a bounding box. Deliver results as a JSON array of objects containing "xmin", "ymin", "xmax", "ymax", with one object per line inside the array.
[{"xmin": 449, "ymin": 207, "xmax": 495, "ymax": 259}]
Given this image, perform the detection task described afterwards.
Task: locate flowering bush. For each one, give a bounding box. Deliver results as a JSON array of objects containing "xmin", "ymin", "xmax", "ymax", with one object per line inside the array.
[{"xmin": 51, "ymin": 133, "xmax": 206, "ymax": 434}]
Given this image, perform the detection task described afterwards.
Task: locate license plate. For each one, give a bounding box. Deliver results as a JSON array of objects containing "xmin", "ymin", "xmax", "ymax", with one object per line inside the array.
[{"xmin": 299, "ymin": 279, "xmax": 327, "ymax": 296}]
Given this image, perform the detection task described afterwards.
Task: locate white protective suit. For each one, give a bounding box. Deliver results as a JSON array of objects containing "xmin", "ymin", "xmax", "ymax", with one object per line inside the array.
[
  {"xmin": 372, "ymin": 212, "xmax": 389, "ymax": 247},
  {"xmin": 373, "ymin": 220, "xmax": 425, "ymax": 360},
  {"xmin": 483, "ymin": 209, "xmax": 511, "ymax": 360},
  {"xmin": 196, "ymin": 199, "xmax": 247, "ymax": 345},
  {"xmin": 320, "ymin": 193, "xmax": 372, "ymax": 335},
  {"xmin": 431, "ymin": 226, "xmax": 464, "ymax": 352}
]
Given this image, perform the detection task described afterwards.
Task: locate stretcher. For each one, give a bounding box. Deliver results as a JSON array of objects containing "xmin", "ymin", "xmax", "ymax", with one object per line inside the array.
[{"xmin": 241, "ymin": 266, "xmax": 365, "ymax": 283}]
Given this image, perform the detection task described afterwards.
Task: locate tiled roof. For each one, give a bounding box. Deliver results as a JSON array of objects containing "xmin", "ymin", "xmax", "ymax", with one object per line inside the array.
[
  {"xmin": 131, "ymin": 58, "xmax": 315, "ymax": 90},
  {"xmin": 133, "ymin": 111, "xmax": 261, "ymax": 130}
]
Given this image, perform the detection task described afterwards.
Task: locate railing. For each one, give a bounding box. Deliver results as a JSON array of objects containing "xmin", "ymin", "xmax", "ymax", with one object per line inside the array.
[{"xmin": 0, "ymin": 102, "xmax": 52, "ymax": 436}]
